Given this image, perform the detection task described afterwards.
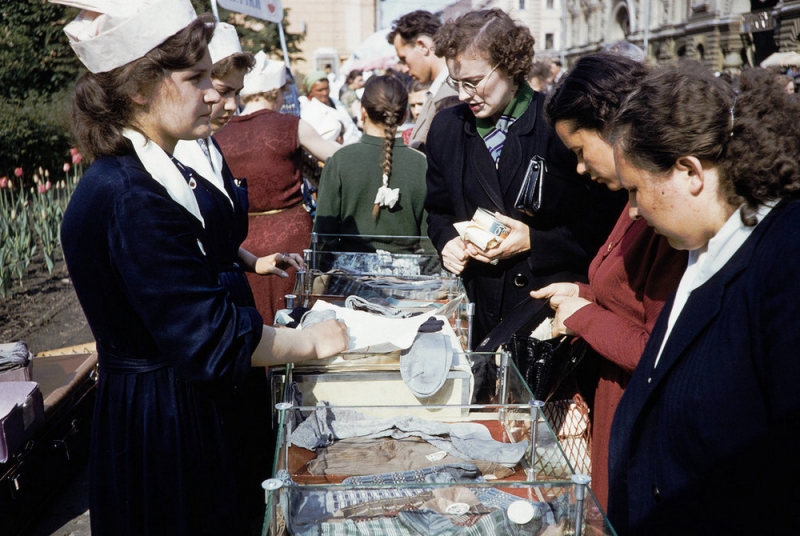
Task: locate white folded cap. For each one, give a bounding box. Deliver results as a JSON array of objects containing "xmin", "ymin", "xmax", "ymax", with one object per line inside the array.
[
  {"xmin": 50, "ymin": 0, "xmax": 197, "ymax": 73},
  {"xmin": 208, "ymin": 22, "xmax": 242, "ymax": 64},
  {"xmin": 241, "ymin": 50, "xmax": 286, "ymax": 97}
]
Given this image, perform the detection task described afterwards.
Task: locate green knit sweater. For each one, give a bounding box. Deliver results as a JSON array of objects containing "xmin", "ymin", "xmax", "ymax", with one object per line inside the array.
[{"xmin": 313, "ymin": 134, "xmax": 428, "ymax": 253}]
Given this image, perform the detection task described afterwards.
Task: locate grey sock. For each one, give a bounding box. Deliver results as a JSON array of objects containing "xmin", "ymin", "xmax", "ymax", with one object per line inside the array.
[{"xmin": 400, "ymin": 333, "xmax": 453, "ymax": 398}]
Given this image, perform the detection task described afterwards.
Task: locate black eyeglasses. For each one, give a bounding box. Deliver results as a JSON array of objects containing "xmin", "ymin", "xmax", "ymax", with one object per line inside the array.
[{"xmin": 445, "ymin": 64, "xmax": 499, "ymax": 96}]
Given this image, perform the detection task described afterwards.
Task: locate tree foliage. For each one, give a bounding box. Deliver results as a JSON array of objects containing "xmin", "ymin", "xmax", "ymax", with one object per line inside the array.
[
  {"xmin": 0, "ymin": 0, "xmax": 83, "ymax": 100},
  {"xmin": 0, "ymin": 1, "xmax": 83, "ymax": 181},
  {"xmin": 1, "ymin": 0, "xmax": 304, "ymax": 182}
]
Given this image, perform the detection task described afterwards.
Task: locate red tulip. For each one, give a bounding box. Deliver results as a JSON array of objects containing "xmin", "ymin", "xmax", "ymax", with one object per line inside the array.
[
  {"xmin": 0, "ymin": 177, "xmax": 7, "ymax": 189},
  {"xmin": 14, "ymin": 167, "xmax": 23, "ymax": 177},
  {"xmin": 71, "ymin": 151, "xmax": 83, "ymax": 165},
  {"xmin": 38, "ymin": 183, "xmax": 47, "ymax": 194}
]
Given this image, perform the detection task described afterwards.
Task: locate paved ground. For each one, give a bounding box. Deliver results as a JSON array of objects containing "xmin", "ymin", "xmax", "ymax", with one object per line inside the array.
[
  {"xmin": 23, "ymin": 462, "xmax": 90, "ymax": 536},
  {"xmin": 13, "ymin": 293, "xmax": 93, "ymax": 536}
]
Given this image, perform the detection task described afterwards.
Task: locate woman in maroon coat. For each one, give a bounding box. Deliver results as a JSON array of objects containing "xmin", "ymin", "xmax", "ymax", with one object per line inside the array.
[{"xmin": 530, "ymin": 52, "xmax": 687, "ymax": 509}]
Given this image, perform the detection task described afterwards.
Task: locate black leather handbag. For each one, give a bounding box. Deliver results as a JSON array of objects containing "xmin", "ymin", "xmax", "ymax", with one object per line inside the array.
[
  {"xmin": 508, "ymin": 333, "xmax": 590, "ymax": 402},
  {"xmin": 514, "ymin": 155, "xmax": 546, "ymax": 216}
]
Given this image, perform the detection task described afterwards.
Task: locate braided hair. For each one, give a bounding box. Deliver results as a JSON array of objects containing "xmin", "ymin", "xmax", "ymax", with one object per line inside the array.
[{"xmin": 360, "ymin": 75, "xmax": 408, "ymax": 219}]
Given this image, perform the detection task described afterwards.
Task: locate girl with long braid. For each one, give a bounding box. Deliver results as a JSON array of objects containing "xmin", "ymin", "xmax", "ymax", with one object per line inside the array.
[{"xmin": 314, "ymin": 75, "xmax": 429, "ymax": 253}]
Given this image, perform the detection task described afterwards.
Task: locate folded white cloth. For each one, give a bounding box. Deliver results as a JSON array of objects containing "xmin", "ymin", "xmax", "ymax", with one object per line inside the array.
[{"xmin": 302, "ymin": 300, "xmax": 433, "ymax": 353}]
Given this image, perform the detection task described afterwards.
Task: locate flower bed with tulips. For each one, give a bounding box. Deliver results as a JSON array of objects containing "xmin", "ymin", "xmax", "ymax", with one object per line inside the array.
[
  {"xmin": 1, "ymin": 150, "xmax": 82, "ymax": 298},
  {"xmin": 0, "ymin": 150, "xmax": 89, "ymax": 347}
]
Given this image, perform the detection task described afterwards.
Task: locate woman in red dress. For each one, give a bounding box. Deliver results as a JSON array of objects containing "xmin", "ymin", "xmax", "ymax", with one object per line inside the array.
[
  {"xmin": 530, "ymin": 52, "xmax": 688, "ymax": 509},
  {"xmin": 215, "ymin": 52, "xmax": 340, "ymax": 324}
]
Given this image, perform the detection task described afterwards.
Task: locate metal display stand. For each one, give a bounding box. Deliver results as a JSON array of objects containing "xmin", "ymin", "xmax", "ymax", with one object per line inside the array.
[
  {"xmin": 263, "ymin": 356, "xmax": 615, "ymax": 536},
  {"xmin": 262, "ymin": 234, "xmax": 615, "ymax": 535}
]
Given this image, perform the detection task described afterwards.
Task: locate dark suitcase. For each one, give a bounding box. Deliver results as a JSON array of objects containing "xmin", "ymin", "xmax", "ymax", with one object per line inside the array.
[
  {"xmin": 0, "ymin": 349, "xmax": 97, "ymax": 536},
  {"xmin": 0, "ymin": 382, "xmax": 45, "ymax": 465}
]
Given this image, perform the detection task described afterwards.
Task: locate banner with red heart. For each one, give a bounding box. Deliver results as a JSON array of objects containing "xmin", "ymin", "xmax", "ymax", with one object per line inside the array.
[{"xmin": 215, "ymin": 0, "xmax": 283, "ymax": 23}]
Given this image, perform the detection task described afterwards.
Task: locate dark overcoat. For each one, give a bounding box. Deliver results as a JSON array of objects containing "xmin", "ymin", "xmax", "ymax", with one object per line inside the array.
[
  {"xmin": 608, "ymin": 199, "xmax": 800, "ymax": 535},
  {"xmin": 425, "ymin": 93, "xmax": 626, "ymax": 346}
]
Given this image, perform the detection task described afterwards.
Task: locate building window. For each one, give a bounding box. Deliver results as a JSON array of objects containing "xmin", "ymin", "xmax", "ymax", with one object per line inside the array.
[
  {"xmin": 519, "ymin": 0, "xmax": 525, "ymax": 9},
  {"xmin": 545, "ymin": 33, "xmax": 554, "ymax": 49},
  {"xmin": 546, "ymin": 0, "xmax": 554, "ymax": 9}
]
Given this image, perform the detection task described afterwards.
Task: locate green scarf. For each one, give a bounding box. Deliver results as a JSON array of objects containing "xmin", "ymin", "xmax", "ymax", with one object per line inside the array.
[{"xmin": 476, "ymin": 82, "xmax": 534, "ymax": 164}]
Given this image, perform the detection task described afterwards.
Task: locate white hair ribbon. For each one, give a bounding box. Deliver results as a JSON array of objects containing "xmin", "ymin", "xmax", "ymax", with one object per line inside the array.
[{"xmin": 374, "ymin": 173, "xmax": 400, "ymax": 209}]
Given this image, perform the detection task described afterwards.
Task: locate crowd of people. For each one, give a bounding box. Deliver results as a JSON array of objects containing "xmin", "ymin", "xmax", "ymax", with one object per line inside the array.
[{"xmin": 51, "ymin": 0, "xmax": 800, "ymax": 534}]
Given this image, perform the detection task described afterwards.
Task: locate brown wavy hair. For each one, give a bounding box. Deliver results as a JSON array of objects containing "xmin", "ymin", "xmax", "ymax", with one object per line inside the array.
[
  {"xmin": 211, "ymin": 51, "xmax": 256, "ymax": 79},
  {"xmin": 432, "ymin": 9, "xmax": 535, "ymax": 86},
  {"xmin": 608, "ymin": 61, "xmax": 800, "ymax": 225},
  {"xmin": 71, "ymin": 14, "xmax": 216, "ymax": 159},
  {"xmin": 360, "ymin": 75, "xmax": 408, "ymax": 220}
]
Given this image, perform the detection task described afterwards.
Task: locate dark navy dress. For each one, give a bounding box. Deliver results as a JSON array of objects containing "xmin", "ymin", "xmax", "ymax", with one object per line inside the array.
[
  {"xmin": 176, "ymin": 142, "xmax": 274, "ymax": 531},
  {"xmin": 61, "ymin": 148, "xmax": 264, "ymax": 536}
]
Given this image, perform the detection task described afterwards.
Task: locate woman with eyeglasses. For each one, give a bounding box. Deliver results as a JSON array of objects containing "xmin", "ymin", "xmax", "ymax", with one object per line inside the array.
[{"xmin": 424, "ymin": 9, "xmax": 625, "ymax": 399}]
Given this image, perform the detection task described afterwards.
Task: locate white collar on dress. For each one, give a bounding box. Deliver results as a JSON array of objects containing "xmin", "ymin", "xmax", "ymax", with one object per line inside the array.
[
  {"xmin": 654, "ymin": 202, "xmax": 775, "ymax": 367},
  {"xmin": 123, "ymin": 129, "xmax": 205, "ymax": 227},
  {"xmin": 173, "ymin": 138, "xmax": 232, "ymax": 207}
]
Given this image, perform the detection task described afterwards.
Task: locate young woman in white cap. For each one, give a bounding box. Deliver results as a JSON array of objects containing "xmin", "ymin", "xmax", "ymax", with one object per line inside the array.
[
  {"xmin": 215, "ymin": 51, "xmax": 340, "ymax": 325},
  {"xmin": 174, "ymin": 28, "xmax": 304, "ymax": 293},
  {"xmin": 172, "ymin": 23, "xmax": 304, "ymax": 530},
  {"xmin": 52, "ymin": 1, "xmax": 348, "ymax": 534}
]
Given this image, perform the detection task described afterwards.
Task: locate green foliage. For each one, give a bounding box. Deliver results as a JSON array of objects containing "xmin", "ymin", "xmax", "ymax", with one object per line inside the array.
[
  {"xmin": 0, "ymin": 1, "xmax": 83, "ymax": 182},
  {"xmin": 0, "ymin": 167, "xmax": 80, "ymax": 297},
  {"xmin": 0, "ymin": 1, "xmax": 83, "ymax": 100},
  {"xmin": 0, "ymin": 89, "xmax": 75, "ymax": 183}
]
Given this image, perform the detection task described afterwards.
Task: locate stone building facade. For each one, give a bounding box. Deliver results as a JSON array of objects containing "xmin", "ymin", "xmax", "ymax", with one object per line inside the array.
[{"xmin": 561, "ymin": 0, "xmax": 800, "ymax": 69}]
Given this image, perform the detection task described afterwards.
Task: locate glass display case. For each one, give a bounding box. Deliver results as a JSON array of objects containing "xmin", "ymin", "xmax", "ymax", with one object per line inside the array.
[
  {"xmin": 264, "ymin": 355, "xmax": 616, "ymax": 536},
  {"xmin": 262, "ymin": 233, "xmax": 614, "ymax": 535},
  {"xmin": 294, "ymin": 233, "xmax": 474, "ymax": 348}
]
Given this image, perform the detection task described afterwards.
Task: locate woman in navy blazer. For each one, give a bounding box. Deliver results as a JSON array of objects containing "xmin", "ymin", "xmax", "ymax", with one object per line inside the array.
[{"xmin": 606, "ymin": 63, "xmax": 800, "ymax": 534}]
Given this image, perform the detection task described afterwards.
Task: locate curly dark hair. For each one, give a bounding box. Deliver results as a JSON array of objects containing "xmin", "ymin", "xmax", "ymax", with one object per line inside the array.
[
  {"xmin": 608, "ymin": 61, "xmax": 800, "ymax": 226},
  {"xmin": 545, "ymin": 52, "xmax": 648, "ymax": 134},
  {"xmin": 211, "ymin": 51, "xmax": 256, "ymax": 79},
  {"xmin": 360, "ymin": 75, "xmax": 408, "ymax": 220},
  {"xmin": 432, "ymin": 9, "xmax": 535, "ymax": 85},
  {"xmin": 71, "ymin": 13, "xmax": 216, "ymax": 158},
  {"xmin": 386, "ymin": 10, "xmax": 442, "ymax": 45}
]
